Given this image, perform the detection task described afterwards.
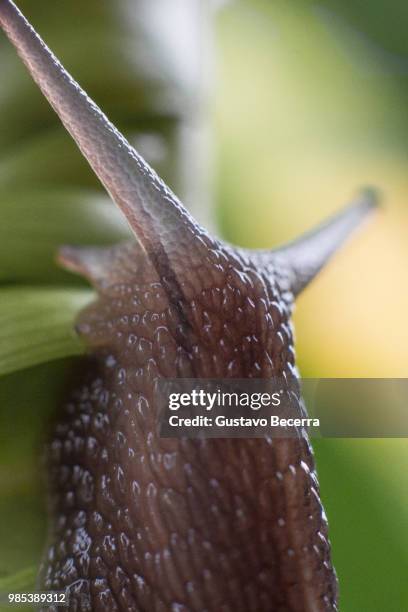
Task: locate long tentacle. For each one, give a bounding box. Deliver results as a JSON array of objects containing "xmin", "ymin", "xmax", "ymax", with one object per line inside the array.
[{"xmin": 0, "ymin": 0, "xmax": 200, "ymax": 257}]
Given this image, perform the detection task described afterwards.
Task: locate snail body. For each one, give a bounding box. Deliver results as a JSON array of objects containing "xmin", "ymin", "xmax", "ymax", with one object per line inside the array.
[
  {"xmin": 46, "ymin": 240, "xmax": 332, "ymax": 612},
  {"xmin": 0, "ymin": 1, "xmax": 377, "ymax": 610}
]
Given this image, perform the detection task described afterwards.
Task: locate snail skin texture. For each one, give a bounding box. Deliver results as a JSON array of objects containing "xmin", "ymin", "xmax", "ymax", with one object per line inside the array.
[{"xmin": 0, "ymin": 1, "xmax": 377, "ymax": 611}]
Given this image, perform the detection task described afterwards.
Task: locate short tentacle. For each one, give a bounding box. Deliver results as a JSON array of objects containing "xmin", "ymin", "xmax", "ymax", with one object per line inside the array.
[{"xmin": 248, "ymin": 189, "xmax": 379, "ymax": 297}]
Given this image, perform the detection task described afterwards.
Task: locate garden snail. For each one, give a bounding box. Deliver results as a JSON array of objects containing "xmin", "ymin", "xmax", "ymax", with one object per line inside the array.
[{"xmin": 0, "ymin": 1, "xmax": 377, "ymax": 610}]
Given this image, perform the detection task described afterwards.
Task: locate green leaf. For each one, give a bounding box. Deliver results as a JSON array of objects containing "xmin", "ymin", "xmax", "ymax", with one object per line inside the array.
[
  {"xmin": 0, "ymin": 359, "xmax": 75, "ymax": 592},
  {"xmin": 0, "ymin": 567, "xmax": 36, "ymax": 611},
  {"xmin": 0, "ymin": 287, "xmax": 93, "ymax": 376},
  {"xmin": 0, "ymin": 567, "xmax": 36, "ymax": 593},
  {"xmin": 0, "ymin": 187, "xmax": 129, "ymax": 283}
]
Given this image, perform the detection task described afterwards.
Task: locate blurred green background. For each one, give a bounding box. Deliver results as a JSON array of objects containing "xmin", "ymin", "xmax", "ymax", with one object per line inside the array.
[{"xmin": 0, "ymin": 1, "xmax": 407, "ymax": 610}]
